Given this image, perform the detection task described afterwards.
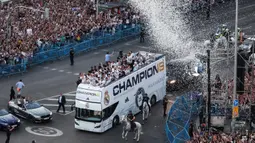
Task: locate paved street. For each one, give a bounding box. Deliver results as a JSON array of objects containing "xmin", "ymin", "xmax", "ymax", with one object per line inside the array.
[
  {"xmin": 36, "ymin": 91, "xmax": 76, "ymax": 115},
  {"xmin": 0, "ymin": 0, "xmax": 255, "ymax": 142}
]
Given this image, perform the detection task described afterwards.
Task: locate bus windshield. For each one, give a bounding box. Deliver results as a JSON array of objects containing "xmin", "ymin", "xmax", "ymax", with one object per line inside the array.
[{"xmin": 75, "ymin": 108, "xmax": 101, "ymax": 122}]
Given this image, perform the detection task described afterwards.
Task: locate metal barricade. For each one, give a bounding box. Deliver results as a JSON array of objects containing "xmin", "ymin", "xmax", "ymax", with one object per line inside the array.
[
  {"xmin": 1, "ymin": 25, "xmax": 141, "ymax": 77},
  {"xmin": 0, "ymin": 64, "xmax": 27, "ymax": 77}
]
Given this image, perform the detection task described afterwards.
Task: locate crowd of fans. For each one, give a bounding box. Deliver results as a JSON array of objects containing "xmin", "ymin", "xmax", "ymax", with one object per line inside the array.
[
  {"xmin": 188, "ymin": 128, "xmax": 255, "ymax": 143},
  {"xmin": 0, "ymin": 0, "xmax": 140, "ymax": 66},
  {"xmin": 77, "ymin": 51, "xmax": 154, "ymax": 87}
]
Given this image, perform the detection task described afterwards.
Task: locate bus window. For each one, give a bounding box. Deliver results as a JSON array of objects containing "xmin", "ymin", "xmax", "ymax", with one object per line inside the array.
[
  {"xmin": 102, "ymin": 102, "xmax": 118, "ymax": 120},
  {"xmin": 75, "ymin": 108, "xmax": 102, "ymax": 122}
]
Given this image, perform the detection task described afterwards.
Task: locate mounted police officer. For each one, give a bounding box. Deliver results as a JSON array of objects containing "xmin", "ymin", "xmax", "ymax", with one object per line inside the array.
[
  {"xmin": 141, "ymin": 95, "xmax": 151, "ymax": 113},
  {"xmin": 127, "ymin": 110, "xmax": 136, "ymax": 132}
]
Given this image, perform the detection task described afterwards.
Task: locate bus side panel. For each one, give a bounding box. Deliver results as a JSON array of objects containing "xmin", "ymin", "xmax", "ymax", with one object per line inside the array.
[
  {"xmin": 146, "ymin": 56, "xmax": 166, "ymax": 104},
  {"xmin": 100, "ymin": 56, "xmax": 166, "ymax": 130}
]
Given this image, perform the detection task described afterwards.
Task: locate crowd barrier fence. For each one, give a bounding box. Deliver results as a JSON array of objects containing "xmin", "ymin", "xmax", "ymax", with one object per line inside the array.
[{"xmin": 0, "ymin": 25, "xmax": 141, "ymax": 77}]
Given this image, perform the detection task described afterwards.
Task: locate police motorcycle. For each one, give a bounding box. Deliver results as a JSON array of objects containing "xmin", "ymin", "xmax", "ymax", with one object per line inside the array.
[
  {"xmin": 204, "ymin": 24, "xmax": 230, "ymax": 51},
  {"xmin": 214, "ymin": 24, "xmax": 231, "ymax": 40}
]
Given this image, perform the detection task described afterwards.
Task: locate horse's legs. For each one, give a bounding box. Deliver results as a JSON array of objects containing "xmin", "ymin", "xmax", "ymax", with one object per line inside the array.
[
  {"xmin": 137, "ymin": 129, "xmax": 141, "ymax": 142},
  {"xmin": 125, "ymin": 130, "xmax": 128, "ymax": 141},
  {"xmin": 146, "ymin": 111, "xmax": 149, "ymax": 120},
  {"xmin": 134, "ymin": 129, "xmax": 137, "ymax": 140},
  {"xmin": 142, "ymin": 112, "xmax": 145, "ymax": 125},
  {"xmin": 122, "ymin": 129, "xmax": 125, "ymax": 139}
]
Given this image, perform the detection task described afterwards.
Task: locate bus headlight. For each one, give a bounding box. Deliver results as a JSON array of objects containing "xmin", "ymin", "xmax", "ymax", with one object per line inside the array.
[
  {"xmin": 192, "ymin": 73, "xmax": 200, "ymax": 77},
  {"xmin": 168, "ymin": 80, "xmax": 176, "ymax": 84}
]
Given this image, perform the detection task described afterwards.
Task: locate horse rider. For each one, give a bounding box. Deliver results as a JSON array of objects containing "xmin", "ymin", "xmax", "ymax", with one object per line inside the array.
[
  {"xmin": 142, "ymin": 96, "xmax": 151, "ymax": 113},
  {"xmin": 127, "ymin": 110, "xmax": 136, "ymax": 132}
]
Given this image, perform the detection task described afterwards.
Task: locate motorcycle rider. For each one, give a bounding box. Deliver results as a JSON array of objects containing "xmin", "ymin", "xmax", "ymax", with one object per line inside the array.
[
  {"xmin": 127, "ymin": 110, "xmax": 136, "ymax": 132},
  {"xmin": 237, "ymin": 28, "xmax": 245, "ymax": 41},
  {"xmin": 215, "ymin": 24, "xmax": 228, "ymax": 39},
  {"xmin": 221, "ymin": 24, "xmax": 227, "ymax": 32}
]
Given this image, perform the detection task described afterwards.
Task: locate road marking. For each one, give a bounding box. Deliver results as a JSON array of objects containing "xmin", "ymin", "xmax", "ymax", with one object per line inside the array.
[
  {"xmin": 102, "ymin": 49, "xmax": 108, "ymax": 52},
  {"xmin": 74, "ymin": 73, "xmax": 79, "ymax": 76},
  {"xmin": 41, "ymin": 104, "xmax": 73, "ymax": 107},
  {"xmin": 93, "ymin": 52, "xmax": 99, "ymax": 54},
  {"xmin": 58, "ymin": 70, "xmax": 64, "ymax": 72},
  {"xmin": 63, "ymin": 93, "xmax": 76, "ymax": 96},
  {"xmin": 137, "ymin": 46, "xmax": 150, "ymax": 49},
  {"xmin": 51, "ymin": 68, "xmax": 57, "ymax": 71},
  {"xmin": 68, "ymin": 91, "xmax": 76, "ymax": 94},
  {"xmin": 35, "ymin": 91, "xmax": 76, "ymax": 116},
  {"xmin": 43, "ymin": 67, "xmax": 49, "ymax": 69},
  {"xmin": 45, "ymin": 98, "xmax": 75, "ymax": 102},
  {"xmin": 243, "ymin": 26, "xmax": 252, "ymax": 30},
  {"xmin": 212, "ymin": 3, "xmax": 255, "ymax": 19},
  {"xmin": 239, "ymin": 3, "xmax": 255, "ymax": 10},
  {"xmin": 239, "ymin": 16, "xmax": 248, "ymax": 21},
  {"xmin": 25, "ymin": 126, "xmax": 63, "ymax": 137},
  {"xmin": 36, "ymin": 95, "xmax": 59, "ymax": 102},
  {"xmin": 63, "ymin": 111, "xmax": 75, "ymax": 115},
  {"xmin": 66, "ymin": 71, "xmax": 72, "ymax": 74},
  {"xmin": 35, "ymin": 91, "xmax": 76, "ymax": 102},
  {"xmin": 51, "ymin": 110, "xmax": 74, "ymax": 115}
]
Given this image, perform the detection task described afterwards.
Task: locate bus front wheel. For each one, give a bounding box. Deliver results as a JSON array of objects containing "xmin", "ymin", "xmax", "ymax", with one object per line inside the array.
[
  {"xmin": 150, "ymin": 95, "xmax": 157, "ymax": 106},
  {"xmin": 112, "ymin": 116, "xmax": 119, "ymax": 128}
]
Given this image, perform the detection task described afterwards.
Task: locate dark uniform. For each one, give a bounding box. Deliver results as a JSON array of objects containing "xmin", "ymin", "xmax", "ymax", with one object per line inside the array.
[
  {"xmin": 69, "ymin": 48, "xmax": 74, "ymax": 65},
  {"xmin": 140, "ymin": 30, "xmax": 145, "ymax": 43},
  {"xmin": 142, "ymin": 96, "xmax": 151, "ymax": 113},
  {"xmin": 189, "ymin": 122, "xmax": 194, "ymax": 138},
  {"xmin": 163, "ymin": 96, "xmax": 168, "ymax": 117},
  {"xmin": 10, "ymin": 86, "xmax": 15, "ymax": 101},
  {"xmin": 127, "ymin": 111, "xmax": 136, "ymax": 131},
  {"xmin": 5, "ymin": 126, "xmax": 13, "ymax": 143},
  {"xmin": 117, "ymin": 51, "xmax": 123, "ymax": 60},
  {"xmin": 57, "ymin": 94, "xmax": 66, "ymax": 114}
]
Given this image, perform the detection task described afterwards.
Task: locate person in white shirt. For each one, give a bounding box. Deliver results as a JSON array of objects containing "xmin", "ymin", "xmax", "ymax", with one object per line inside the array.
[
  {"xmin": 15, "ymin": 79, "xmax": 25, "ymax": 96},
  {"xmin": 133, "ymin": 62, "xmax": 139, "ymax": 71},
  {"xmin": 105, "ymin": 51, "xmax": 114, "ymax": 63}
]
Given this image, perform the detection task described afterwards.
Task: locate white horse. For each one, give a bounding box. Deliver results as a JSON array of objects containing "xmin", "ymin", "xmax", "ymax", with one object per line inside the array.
[
  {"xmin": 120, "ymin": 115, "xmax": 143, "ymax": 142},
  {"xmin": 142, "ymin": 101, "xmax": 150, "ymax": 124}
]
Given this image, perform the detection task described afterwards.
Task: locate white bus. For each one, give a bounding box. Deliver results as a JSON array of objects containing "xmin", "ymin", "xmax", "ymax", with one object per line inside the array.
[{"xmin": 74, "ymin": 51, "xmax": 166, "ymax": 133}]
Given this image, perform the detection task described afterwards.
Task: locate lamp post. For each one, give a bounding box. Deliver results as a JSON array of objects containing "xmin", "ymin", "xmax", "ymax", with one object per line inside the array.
[
  {"xmin": 232, "ymin": 0, "xmax": 238, "ymax": 132},
  {"xmin": 207, "ymin": 50, "xmax": 211, "ymax": 130}
]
